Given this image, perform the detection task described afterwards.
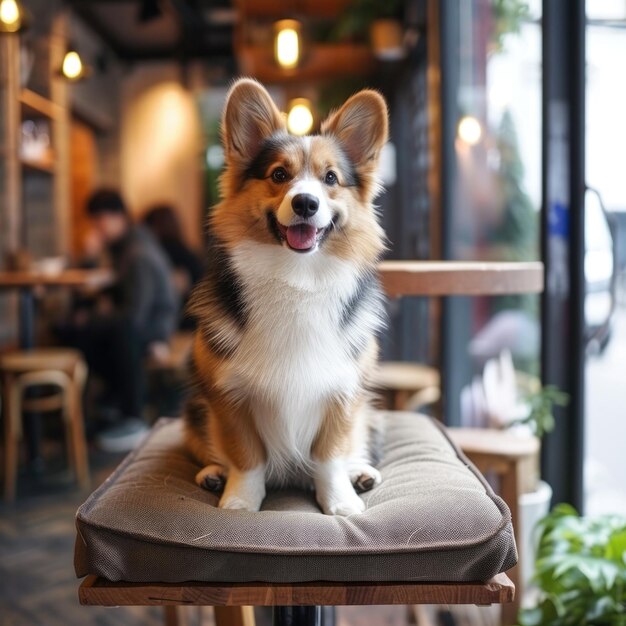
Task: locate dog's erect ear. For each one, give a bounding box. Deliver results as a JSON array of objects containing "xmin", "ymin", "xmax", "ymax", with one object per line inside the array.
[
  {"xmin": 321, "ymin": 90, "xmax": 388, "ymax": 172},
  {"xmin": 222, "ymin": 78, "xmax": 285, "ymax": 167}
]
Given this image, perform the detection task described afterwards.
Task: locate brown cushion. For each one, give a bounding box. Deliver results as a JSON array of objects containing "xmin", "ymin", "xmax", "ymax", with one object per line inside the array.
[{"xmin": 74, "ymin": 413, "xmax": 517, "ymax": 583}]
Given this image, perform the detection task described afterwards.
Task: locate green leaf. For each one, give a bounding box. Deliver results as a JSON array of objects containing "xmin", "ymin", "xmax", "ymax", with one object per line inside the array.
[
  {"xmin": 607, "ymin": 529, "xmax": 626, "ymax": 564},
  {"xmin": 523, "ymin": 505, "xmax": 626, "ymax": 626}
]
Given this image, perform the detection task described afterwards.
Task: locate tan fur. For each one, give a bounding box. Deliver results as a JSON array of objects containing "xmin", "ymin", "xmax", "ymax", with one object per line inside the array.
[{"xmin": 188, "ymin": 336, "xmax": 266, "ymax": 471}]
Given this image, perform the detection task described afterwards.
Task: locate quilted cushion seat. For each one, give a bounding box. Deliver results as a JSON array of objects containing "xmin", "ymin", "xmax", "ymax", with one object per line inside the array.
[{"xmin": 74, "ymin": 413, "xmax": 517, "ymax": 583}]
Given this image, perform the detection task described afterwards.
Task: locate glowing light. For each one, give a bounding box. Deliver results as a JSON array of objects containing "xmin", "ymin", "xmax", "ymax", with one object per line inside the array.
[
  {"xmin": 0, "ymin": 0, "xmax": 22, "ymax": 32},
  {"xmin": 62, "ymin": 51, "xmax": 83, "ymax": 80},
  {"xmin": 458, "ymin": 115, "xmax": 482, "ymax": 146},
  {"xmin": 275, "ymin": 20, "xmax": 300, "ymax": 69},
  {"xmin": 287, "ymin": 99, "xmax": 314, "ymax": 136}
]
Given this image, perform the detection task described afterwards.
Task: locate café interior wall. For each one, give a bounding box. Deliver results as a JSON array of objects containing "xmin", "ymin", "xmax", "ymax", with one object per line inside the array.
[
  {"xmin": 120, "ymin": 63, "xmax": 203, "ymax": 250},
  {"xmin": 69, "ymin": 13, "xmax": 123, "ymax": 189}
]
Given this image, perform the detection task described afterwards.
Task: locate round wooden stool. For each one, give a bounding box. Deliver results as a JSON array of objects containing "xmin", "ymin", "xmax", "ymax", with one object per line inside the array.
[
  {"xmin": 372, "ymin": 361, "xmax": 441, "ymax": 410},
  {"xmin": 1, "ymin": 348, "xmax": 90, "ymax": 502}
]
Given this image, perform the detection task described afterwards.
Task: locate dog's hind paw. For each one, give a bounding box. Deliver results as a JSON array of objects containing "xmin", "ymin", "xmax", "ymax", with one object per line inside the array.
[
  {"xmin": 348, "ymin": 464, "xmax": 382, "ymax": 493},
  {"xmin": 195, "ymin": 464, "xmax": 227, "ymax": 492}
]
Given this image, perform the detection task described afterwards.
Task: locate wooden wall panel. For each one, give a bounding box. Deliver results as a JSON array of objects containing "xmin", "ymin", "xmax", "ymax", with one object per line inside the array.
[{"xmin": 70, "ymin": 122, "xmax": 98, "ymax": 258}]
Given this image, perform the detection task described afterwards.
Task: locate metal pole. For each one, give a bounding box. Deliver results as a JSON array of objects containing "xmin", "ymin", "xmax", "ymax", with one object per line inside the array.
[{"xmin": 541, "ymin": 0, "xmax": 586, "ymax": 510}]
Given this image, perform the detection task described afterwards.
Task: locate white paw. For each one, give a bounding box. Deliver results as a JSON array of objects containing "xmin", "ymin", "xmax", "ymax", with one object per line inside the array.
[
  {"xmin": 218, "ymin": 495, "xmax": 261, "ymax": 511},
  {"xmin": 314, "ymin": 458, "xmax": 368, "ymax": 516},
  {"xmin": 195, "ymin": 464, "xmax": 227, "ymax": 492},
  {"xmin": 217, "ymin": 466, "xmax": 266, "ymax": 512},
  {"xmin": 348, "ymin": 463, "xmax": 382, "ymax": 493},
  {"xmin": 323, "ymin": 492, "xmax": 366, "ymax": 516}
]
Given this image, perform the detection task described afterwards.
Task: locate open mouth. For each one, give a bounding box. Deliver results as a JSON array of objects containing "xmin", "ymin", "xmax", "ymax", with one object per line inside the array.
[{"xmin": 267, "ymin": 212, "xmax": 333, "ymax": 253}]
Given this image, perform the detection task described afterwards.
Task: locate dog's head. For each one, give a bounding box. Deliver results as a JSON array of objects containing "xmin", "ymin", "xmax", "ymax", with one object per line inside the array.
[{"xmin": 215, "ymin": 78, "xmax": 388, "ymax": 263}]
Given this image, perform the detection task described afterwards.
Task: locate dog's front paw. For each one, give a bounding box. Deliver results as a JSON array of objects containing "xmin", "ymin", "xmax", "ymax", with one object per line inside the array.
[
  {"xmin": 348, "ymin": 463, "xmax": 382, "ymax": 493},
  {"xmin": 195, "ymin": 464, "xmax": 227, "ymax": 492},
  {"xmin": 322, "ymin": 492, "xmax": 366, "ymax": 516},
  {"xmin": 217, "ymin": 466, "xmax": 266, "ymax": 512},
  {"xmin": 218, "ymin": 494, "xmax": 262, "ymax": 511},
  {"xmin": 315, "ymin": 459, "xmax": 367, "ymax": 516}
]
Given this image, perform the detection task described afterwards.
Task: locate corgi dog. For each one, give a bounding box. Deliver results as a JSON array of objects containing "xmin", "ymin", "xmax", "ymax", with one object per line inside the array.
[{"xmin": 185, "ymin": 78, "xmax": 388, "ymax": 516}]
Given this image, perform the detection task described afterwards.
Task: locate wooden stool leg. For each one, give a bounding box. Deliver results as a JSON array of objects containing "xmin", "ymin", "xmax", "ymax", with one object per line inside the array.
[
  {"xmin": 68, "ymin": 366, "xmax": 90, "ymax": 490},
  {"xmin": 163, "ymin": 606, "xmax": 180, "ymax": 626},
  {"xmin": 273, "ymin": 607, "xmax": 321, "ymax": 626},
  {"xmin": 3, "ymin": 374, "xmax": 21, "ymax": 503},
  {"xmin": 214, "ymin": 606, "xmax": 256, "ymax": 626}
]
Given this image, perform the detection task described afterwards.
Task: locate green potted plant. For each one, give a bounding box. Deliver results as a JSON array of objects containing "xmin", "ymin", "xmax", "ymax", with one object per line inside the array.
[{"xmin": 519, "ymin": 504, "xmax": 626, "ymax": 626}]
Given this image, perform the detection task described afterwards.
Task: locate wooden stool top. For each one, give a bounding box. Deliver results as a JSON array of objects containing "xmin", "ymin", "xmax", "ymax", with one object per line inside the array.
[
  {"xmin": 79, "ymin": 573, "xmax": 515, "ymax": 607},
  {"xmin": 0, "ymin": 348, "xmax": 84, "ymax": 374},
  {"xmin": 448, "ymin": 428, "xmax": 540, "ymax": 461},
  {"xmin": 372, "ymin": 362, "xmax": 440, "ymax": 392}
]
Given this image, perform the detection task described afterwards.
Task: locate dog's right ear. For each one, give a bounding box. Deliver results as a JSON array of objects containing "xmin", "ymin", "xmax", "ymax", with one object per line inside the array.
[{"xmin": 222, "ymin": 78, "xmax": 285, "ymax": 168}]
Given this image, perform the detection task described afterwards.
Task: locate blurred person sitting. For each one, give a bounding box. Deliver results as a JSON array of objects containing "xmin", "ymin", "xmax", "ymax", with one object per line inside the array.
[
  {"xmin": 59, "ymin": 190, "xmax": 179, "ymax": 452},
  {"xmin": 143, "ymin": 204, "xmax": 202, "ymax": 329}
]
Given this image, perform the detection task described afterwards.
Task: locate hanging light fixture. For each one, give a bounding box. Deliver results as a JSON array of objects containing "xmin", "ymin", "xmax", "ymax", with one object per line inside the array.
[
  {"xmin": 287, "ymin": 98, "xmax": 314, "ymax": 136},
  {"xmin": 274, "ymin": 19, "xmax": 301, "ymax": 70},
  {"xmin": 61, "ymin": 47, "xmax": 89, "ymax": 81},
  {"xmin": 0, "ymin": 0, "xmax": 25, "ymax": 33}
]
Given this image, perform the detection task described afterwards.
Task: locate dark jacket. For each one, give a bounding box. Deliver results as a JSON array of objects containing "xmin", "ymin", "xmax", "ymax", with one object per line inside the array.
[{"xmin": 110, "ymin": 226, "xmax": 179, "ymax": 344}]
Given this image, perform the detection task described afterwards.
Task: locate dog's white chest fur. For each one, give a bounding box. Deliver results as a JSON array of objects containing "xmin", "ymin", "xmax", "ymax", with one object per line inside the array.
[{"xmin": 219, "ymin": 241, "xmax": 362, "ymax": 478}]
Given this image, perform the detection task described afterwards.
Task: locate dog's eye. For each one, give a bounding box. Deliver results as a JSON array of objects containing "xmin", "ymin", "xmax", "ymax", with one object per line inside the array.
[
  {"xmin": 271, "ymin": 167, "xmax": 288, "ymax": 183},
  {"xmin": 324, "ymin": 171, "xmax": 338, "ymax": 186}
]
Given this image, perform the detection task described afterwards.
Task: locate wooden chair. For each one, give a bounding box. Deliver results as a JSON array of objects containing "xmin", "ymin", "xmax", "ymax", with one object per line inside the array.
[
  {"xmin": 448, "ymin": 427, "xmax": 540, "ymax": 625},
  {"xmin": 1, "ymin": 348, "xmax": 90, "ymax": 501},
  {"xmin": 77, "ymin": 261, "xmax": 543, "ymax": 626},
  {"xmin": 372, "ymin": 361, "xmax": 441, "ymax": 410}
]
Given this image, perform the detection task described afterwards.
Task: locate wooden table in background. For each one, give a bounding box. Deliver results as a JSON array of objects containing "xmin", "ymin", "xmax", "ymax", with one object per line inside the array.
[
  {"xmin": 0, "ymin": 268, "xmax": 113, "ymax": 349},
  {"xmin": 379, "ymin": 260, "xmax": 544, "ymax": 297},
  {"xmin": 0, "ymin": 268, "xmax": 113, "ymax": 464}
]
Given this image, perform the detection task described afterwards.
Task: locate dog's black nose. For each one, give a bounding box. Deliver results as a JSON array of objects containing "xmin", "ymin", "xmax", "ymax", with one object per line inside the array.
[{"xmin": 291, "ymin": 193, "xmax": 319, "ymax": 218}]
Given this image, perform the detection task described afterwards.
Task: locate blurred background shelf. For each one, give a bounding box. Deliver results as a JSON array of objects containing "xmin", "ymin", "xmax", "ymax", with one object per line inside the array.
[{"xmin": 20, "ymin": 89, "xmax": 61, "ymax": 121}]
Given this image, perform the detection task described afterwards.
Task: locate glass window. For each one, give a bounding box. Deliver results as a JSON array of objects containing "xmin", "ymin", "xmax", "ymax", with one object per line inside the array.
[{"xmin": 449, "ymin": 0, "xmax": 542, "ymax": 424}]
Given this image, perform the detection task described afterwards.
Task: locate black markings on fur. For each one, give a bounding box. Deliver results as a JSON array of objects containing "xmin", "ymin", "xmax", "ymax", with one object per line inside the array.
[
  {"xmin": 188, "ymin": 237, "xmax": 247, "ymax": 328},
  {"xmin": 213, "ymin": 246, "xmax": 247, "ymax": 328},
  {"xmin": 186, "ymin": 236, "xmax": 246, "ymax": 359},
  {"xmin": 244, "ymin": 134, "xmax": 299, "ymax": 180},
  {"xmin": 200, "ymin": 473, "xmax": 226, "ymax": 493},
  {"xmin": 353, "ymin": 474, "xmax": 376, "ymax": 493},
  {"xmin": 340, "ymin": 272, "xmax": 380, "ymax": 329},
  {"xmin": 334, "ymin": 144, "xmax": 361, "ymax": 188},
  {"xmin": 244, "ymin": 133, "xmax": 360, "ymax": 188},
  {"xmin": 266, "ymin": 210, "xmax": 284, "ymax": 245}
]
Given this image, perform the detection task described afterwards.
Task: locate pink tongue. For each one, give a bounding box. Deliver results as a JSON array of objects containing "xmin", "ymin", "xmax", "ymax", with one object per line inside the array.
[{"xmin": 286, "ymin": 224, "xmax": 317, "ymax": 250}]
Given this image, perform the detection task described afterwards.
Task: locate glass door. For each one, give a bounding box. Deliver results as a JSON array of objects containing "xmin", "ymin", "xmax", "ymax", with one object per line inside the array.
[{"xmin": 584, "ymin": 2, "xmax": 626, "ymax": 516}]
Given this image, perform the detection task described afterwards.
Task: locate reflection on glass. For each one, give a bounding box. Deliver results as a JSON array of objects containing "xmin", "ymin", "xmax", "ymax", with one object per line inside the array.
[{"xmin": 453, "ymin": 0, "xmax": 541, "ymax": 426}]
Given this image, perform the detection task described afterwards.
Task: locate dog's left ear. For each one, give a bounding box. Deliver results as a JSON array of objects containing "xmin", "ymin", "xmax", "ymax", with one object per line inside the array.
[
  {"xmin": 321, "ymin": 90, "xmax": 388, "ymax": 174},
  {"xmin": 222, "ymin": 78, "xmax": 286, "ymax": 168}
]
